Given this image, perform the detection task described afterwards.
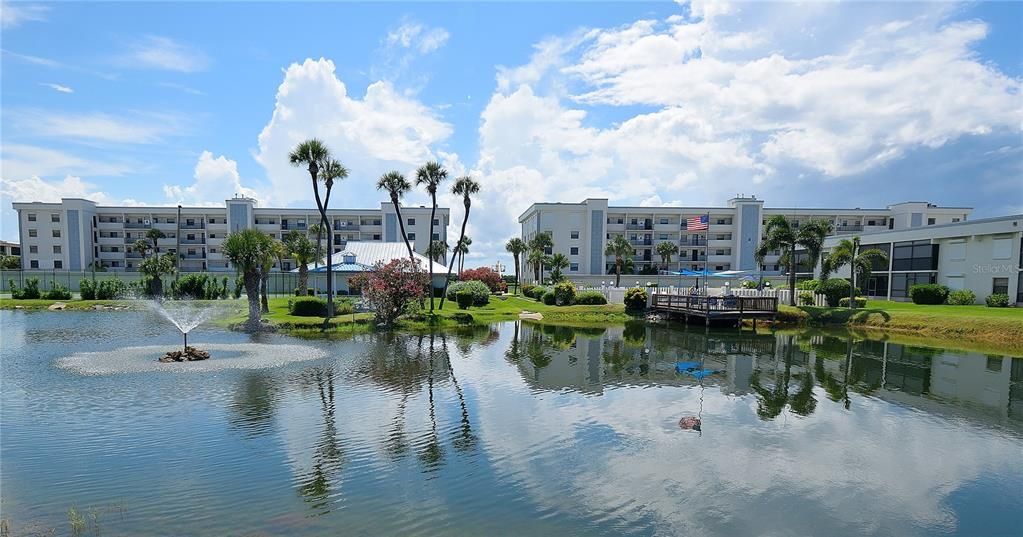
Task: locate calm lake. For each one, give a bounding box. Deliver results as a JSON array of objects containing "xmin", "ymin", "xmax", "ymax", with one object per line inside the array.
[{"xmin": 2, "ymin": 311, "xmax": 1022, "ymax": 536}]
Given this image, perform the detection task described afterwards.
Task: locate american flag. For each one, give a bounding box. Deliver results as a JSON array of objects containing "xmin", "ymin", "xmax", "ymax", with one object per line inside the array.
[{"xmin": 686, "ymin": 214, "xmax": 709, "ymax": 231}]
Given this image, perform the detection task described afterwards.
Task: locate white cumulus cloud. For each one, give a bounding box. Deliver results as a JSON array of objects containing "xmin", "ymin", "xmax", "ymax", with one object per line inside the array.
[
  {"xmin": 163, "ymin": 151, "xmax": 264, "ymax": 207},
  {"xmin": 254, "ymin": 58, "xmax": 453, "ymax": 207}
]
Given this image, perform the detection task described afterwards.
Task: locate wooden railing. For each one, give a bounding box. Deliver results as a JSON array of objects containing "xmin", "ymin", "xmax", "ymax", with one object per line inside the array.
[{"xmin": 652, "ymin": 293, "xmax": 778, "ymax": 313}]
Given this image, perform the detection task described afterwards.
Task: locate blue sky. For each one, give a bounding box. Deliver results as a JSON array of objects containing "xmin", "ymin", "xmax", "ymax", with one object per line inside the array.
[{"xmin": 1, "ymin": 0, "xmax": 1021, "ymax": 267}]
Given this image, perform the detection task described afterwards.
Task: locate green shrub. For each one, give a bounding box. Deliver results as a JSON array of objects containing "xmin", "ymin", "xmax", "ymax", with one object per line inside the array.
[
  {"xmin": 455, "ymin": 290, "xmax": 474, "ymax": 309},
  {"xmin": 553, "ymin": 282, "xmax": 577, "ymax": 306},
  {"xmin": 797, "ymin": 279, "xmax": 821, "ymax": 291},
  {"xmin": 288, "ymin": 297, "xmax": 355, "ymax": 316},
  {"xmin": 798, "ymin": 290, "xmax": 816, "ymax": 306},
  {"xmin": 79, "ymin": 279, "xmax": 97, "ymax": 300},
  {"xmin": 838, "ymin": 297, "xmax": 867, "ymax": 308},
  {"xmin": 170, "ymin": 273, "xmax": 227, "ymax": 300},
  {"xmin": 985, "ymin": 293, "xmax": 1010, "ymax": 308},
  {"xmin": 909, "ymin": 283, "xmax": 949, "ymax": 305},
  {"xmin": 740, "ymin": 280, "xmax": 758, "ymax": 289},
  {"xmin": 521, "ymin": 283, "xmax": 537, "ymax": 297},
  {"xmin": 575, "ymin": 290, "xmax": 608, "ymax": 305},
  {"xmin": 819, "ymin": 278, "xmax": 851, "ymax": 307},
  {"xmin": 542, "ymin": 290, "xmax": 556, "ymax": 305},
  {"xmin": 97, "ymin": 279, "xmax": 128, "ymax": 300},
  {"xmin": 947, "ymin": 289, "xmax": 976, "ymax": 305},
  {"xmin": 446, "ymin": 280, "xmax": 490, "ymax": 306},
  {"xmin": 624, "ymin": 287, "xmax": 648, "ymax": 311},
  {"xmin": 525, "ymin": 285, "xmax": 548, "ymax": 300},
  {"xmin": 10, "ymin": 277, "xmax": 41, "ymax": 299},
  {"xmin": 294, "ymin": 287, "xmax": 315, "ymax": 296},
  {"xmin": 289, "ymin": 297, "xmax": 329, "ymax": 316},
  {"xmin": 233, "ymin": 278, "xmax": 243, "ymax": 299},
  {"xmin": 42, "ymin": 281, "xmax": 72, "ymax": 300}
]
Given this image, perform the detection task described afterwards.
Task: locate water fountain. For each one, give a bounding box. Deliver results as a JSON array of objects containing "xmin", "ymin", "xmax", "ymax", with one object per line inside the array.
[{"xmin": 146, "ymin": 300, "xmax": 224, "ymax": 362}]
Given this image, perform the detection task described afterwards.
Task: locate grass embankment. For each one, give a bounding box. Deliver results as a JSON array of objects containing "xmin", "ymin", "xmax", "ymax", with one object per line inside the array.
[
  {"xmin": 0, "ymin": 298, "xmax": 142, "ymax": 311},
  {"xmin": 775, "ymin": 300, "xmax": 1023, "ymax": 355},
  {"xmin": 216, "ymin": 295, "xmax": 630, "ymax": 335}
]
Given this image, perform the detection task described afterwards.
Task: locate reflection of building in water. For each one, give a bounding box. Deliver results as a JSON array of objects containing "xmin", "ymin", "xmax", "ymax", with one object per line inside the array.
[
  {"xmin": 814, "ymin": 336, "xmax": 1023, "ymax": 423},
  {"xmin": 512, "ymin": 322, "xmax": 778, "ymax": 396},
  {"xmin": 511, "ymin": 323, "xmax": 1023, "ymax": 426}
]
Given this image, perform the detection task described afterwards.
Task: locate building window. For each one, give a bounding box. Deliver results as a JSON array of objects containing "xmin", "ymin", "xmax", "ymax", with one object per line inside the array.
[
  {"xmin": 209, "ymin": 233, "xmax": 216, "ymax": 238},
  {"xmin": 28, "ymin": 229, "xmax": 37, "ymax": 237},
  {"xmin": 432, "ymin": 233, "xmax": 439, "ymax": 240},
  {"xmin": 30, "ymin": 260, "xmax": 39, "ymax": 268},
  {"xmin": 53, "ymin": 245, "xmax": 61, "ymax": 254},
  {"xmin": 570, "ymin": 231, "xmax": 580, "ymax": 239},
  {"xmin": 51, "ymin": 214, "xmax": 60, "ymax": 223},
  {"xmin": 993, "ymin": 278, "xmax": 1009, "ymax": 295},
  {"xmin": 373, "ymin": 234, "xmax": 381, "ymax": 240},
  {"xmin": 952, "ymin": 218, "xmax": 960, "ymax": 223},
  {"xmin": 570, "ymin": 263, "xmax": 579, "ymax": 272},
  {"xmin": 891, "ymin": 272, "xmax": 936, "ymax": 298},
  {"xmin": 892, "ymin": 240, "xmax": 937, "ymax": 271},
  {"xmin": 617, "ymin": 218, "xmax": 623, "ymax": 224},
  {"xmin": 715, "ymin": 265, "xmax": 724, "ymax": 271},
  {"xmin": 52, "ymin": 230, "xmax": 61, "ymax": 238},
  {"xmin": 408, "ymin": 232, "xmax": 416, "ymax": 241},
  {"xmin": 27, "ymin": 214, "xmax": 36, "ymax": 222},
  {"xmin": 407, "ymin": 218, "xmax": 416, "ymax": 226},
  {"xmin": 544, "ymin": 247, "xmax": 552, "ymax": 255},
  {"xmin": 986, "ymin": 357, "xmax": 1003, "ymax": 372},
  {"xmin": 927, "ymin": 218, "xmax": 936, "ymax": 226},
  {"xmin": 54, "ymin": 260, "xmax": 63, "ymax": 269},
  {"xmin": 29, "ymin": 245, "xmax": 38, "ymax": 253},
  {"xmin": 433, "ymin": 219, "xmax": 440, "ymax": 226},
  {"xmin": 570, "ymin": 247, "xmax": 579, "ymax": 255}
]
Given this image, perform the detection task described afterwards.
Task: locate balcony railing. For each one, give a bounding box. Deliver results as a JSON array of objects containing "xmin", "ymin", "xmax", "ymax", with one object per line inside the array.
[
  {"xmin": 124, "ymin": 223, "xmax": 150, "ymax": 229},
  {"xmin": 681, "ymin": 239, "xmax": 707, "ymax": 246},
  {"xmin": 834, "ymin": 225, "xmax": 864, "ymax": 232},
  {"xmin": 626, "ymin": 223, "xmax": 653, "ymax": 230},
  {"xmin": 180, "ymin": 222, "xmax": 205, "ymax": 229},
  {"xmin": 180, "ymin": 239, "xmax": 206, "ymax": 245},
  {"xmin": 630, "ymin": 239, "xmax": 653, "ymax": 246},
  {"xmin": 334, "ymin": 223, "xmax": 360, "ymax": 231}
]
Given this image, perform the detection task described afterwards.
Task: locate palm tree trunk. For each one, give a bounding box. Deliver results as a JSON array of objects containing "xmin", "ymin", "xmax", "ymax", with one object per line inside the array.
[
  {"xmin": 788, "ymin": 245, "xmax": 796, "ymax": 306},
  {"xmin": 439, "ymin": 204, "xmax": 470, "ymax": 309},
  {"xmin": 428, "ymin": 193, "xmax": 437, "ymax": 312},
  {"xmin": 513, "ymin": 255, "xmax": 520, "ymax": 295},
  {"xmin": 321, "ymin": 187, "xmax": 335, "ymax": 320},
  {"xmin": 392, "ymin": 195, "xmax": 415, "ymax": 261},
  {"xmin": 244, "ymin": 269, "xmax": 261, "ymax": 331},
  {"xmin": 310, "ymin": 173, "xmax": 334, "ymax": 320},
  {"xmin": 298, "ymin": 265, "xmax": 308, "ymax": 294},
  {"xmin": 260, "ymin": 268, "xmax": 269, "ymax": 313},
  {"xmin": 615, "ymin": 260, "xmax": 622, "ymax": 287}
]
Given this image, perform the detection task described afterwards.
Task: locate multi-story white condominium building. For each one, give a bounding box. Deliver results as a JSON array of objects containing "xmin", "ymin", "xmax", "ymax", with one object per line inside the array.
[
  {"xmin": 818, "ymin": 214, "xmax": 1022, "ymax": 304},
  {"xmin": 12, "ymin": 196, "xmax": 449, "ymax": 272},
  {"xmin": 0, "ymin": 240, "xmax": 20, "ymax": 257},
  {"xmin": 518, "ymin": 197, "xmax": 972, "ymax": 278}
]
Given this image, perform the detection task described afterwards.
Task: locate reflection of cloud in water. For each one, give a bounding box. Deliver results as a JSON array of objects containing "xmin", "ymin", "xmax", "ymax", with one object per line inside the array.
[
  {"xmin": 57, "ymin": 343, "xmax": 328, "ymax": 375},
  {"xmin": 457, "ymin": 326, "xmax": 1022, "ymax": 536}
]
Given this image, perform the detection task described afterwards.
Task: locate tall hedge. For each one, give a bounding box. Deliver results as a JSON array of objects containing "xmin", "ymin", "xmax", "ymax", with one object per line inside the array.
[{"xmin": 909, "ymin": 284, "xmax": 949, "ymax": 305}]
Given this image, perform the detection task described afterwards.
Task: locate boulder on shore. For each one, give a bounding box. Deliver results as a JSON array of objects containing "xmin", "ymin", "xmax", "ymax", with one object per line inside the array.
[
  {"xmin": 47, "ymin": 302, "xmax": 67, "ymax": 311},
  {"xmin": 159, "ymin": 346, "xmax": 211, "ymax": 363}
]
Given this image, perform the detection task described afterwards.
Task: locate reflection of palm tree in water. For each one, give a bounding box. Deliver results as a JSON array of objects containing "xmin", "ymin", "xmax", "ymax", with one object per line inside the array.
[
  {"xmin": 418, "ymin": 333, "xmax": 444, "ymax": 470},
  {"xmin": 297, "ymin": 366, "xmax": 343, "ymax": 516},
  {"xmin": 440, "ymin": 334, "xmax": 477, "ymax": 453},
  {"xmin": 750, "ymin": 335, "xmax": 817, "ymax": 419},
  {"xmin": 228, "ymin": 371, "xmax": 278, "ymax": 436}
]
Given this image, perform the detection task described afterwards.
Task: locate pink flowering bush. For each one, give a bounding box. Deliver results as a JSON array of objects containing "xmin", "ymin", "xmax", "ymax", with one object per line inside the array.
[
  {"xmin": 459, "ymin": 267, "xmax": 506, "ymax": 293},
  {"xmin": 350, "ymin": 258, "xmax": 428, "ymax": 326}
]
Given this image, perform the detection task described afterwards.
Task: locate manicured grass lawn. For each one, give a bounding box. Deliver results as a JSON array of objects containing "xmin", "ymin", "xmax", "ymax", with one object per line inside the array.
[
  {"xmin": 777, "ymin": 299, "xmax": 1023, "ymax": 355},
  {"xmin": 0, "ymin": 298, "xmax": 142, "ymax": 310},
  {"xmin": 420, "ymin": 295, "xmax": 629, "ymax": 326}
]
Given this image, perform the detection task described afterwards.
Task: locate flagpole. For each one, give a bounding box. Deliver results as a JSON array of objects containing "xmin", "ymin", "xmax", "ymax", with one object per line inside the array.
[{"xmin": 703, "ymin": 211, "xmax": 709, "ymax": 296}]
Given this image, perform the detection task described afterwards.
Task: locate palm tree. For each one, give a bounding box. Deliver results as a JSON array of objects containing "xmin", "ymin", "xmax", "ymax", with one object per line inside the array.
[
  {"xmin": 439, "ymin": 176, "xmax": 480, "ymax": 308},
  {"xmin": 223, "ymin": 229, "xmax": 273, "ymax": 331},
  {"xmin": 290, "ymin": 139, "xmax": 342, "ymax": 319},
  {"xmin": 307, "ymin": 222, "xmax": 327, "ymax": 269},
  {"xmin": 138, "ymin": 252, "xmax": 175, "ymax": 297},
  {"xmin": 527, "ymin": 249, "xmax": 544, "ymax": 284},
  {"xmin": 145, "ymin": 228, "xmax": 165, "ymax": 254},
  {"xmin": 754, "ymin": 216, "xmax": 833, "ymax": 306},
  {"xmin": 505, "ymin": 238, "xmax": 527, "ymax": 295},
  {"xmin": 604, "ymin": 235, "xmax": 633, "ymax": 287},
  {"xmin": 528, "ymin": 232, "xmax": 553, "ymax": 285},
  {"xmin": 428, "ymin": 240, "xmax": 448, "ymax": 263},
  {"xmin": 259, "ymin": 238, "xmax": 287, "ymax": 313},
  {"xmin": 317, "ymin": 158, "xmax": 349, "ymax": 318},
  {"xmin": 133, "ymin": 238, "xmax": 152, "ymax": 259},
  {"xmin": 656, "ymin": 241, "xmax": 679, "ymax": 271},
  {"xmin": 376, "ymin": 171, "xmax": 415, "ymax": 261},
  {"xmin": 415, "ymin": 161, "xmax": 448, "ymax": 312},
  {"xmin": 821, "ymin": 236, "xmax": 889, "ymax": 308},
  {"xmin": 284, "ymin": 230, "xmax": 318, "ymax": 293},
  {"xmin": 548, "ymin": 252, "xmax": 570, "ymax": 282},
  {"xmin": 454, "ymin": 236, "xmax": 471, "ymax": 273}
]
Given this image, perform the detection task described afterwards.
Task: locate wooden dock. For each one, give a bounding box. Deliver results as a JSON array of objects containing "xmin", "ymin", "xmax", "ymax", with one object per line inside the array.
[{"xmin": 650, "ymin": 293, "xmax": 778, "ymax": 326}]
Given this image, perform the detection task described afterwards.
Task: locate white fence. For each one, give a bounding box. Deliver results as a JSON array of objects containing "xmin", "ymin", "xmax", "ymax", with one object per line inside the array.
[{"xmin": 577, "ymin": 284, "xmax": 828, "ymax": 307}]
